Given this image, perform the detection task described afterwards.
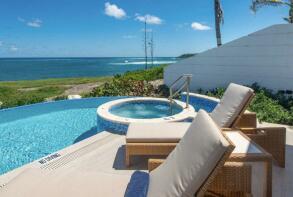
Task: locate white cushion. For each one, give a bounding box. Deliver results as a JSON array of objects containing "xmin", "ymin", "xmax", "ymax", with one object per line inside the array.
[
  {"xmin": 147, "ymin": 110, "xmax": 231, "ymax": 197},
  {"xmin": 126, "ymin": 123, "xmax": 191, "ymax": 143},
  {"xmin": 210, "ymin": 83, "xmax": 254, "ymax": 128},
  {"xmin": 225, "ymin": 131, "xmax": 262, "ymax": 154}
]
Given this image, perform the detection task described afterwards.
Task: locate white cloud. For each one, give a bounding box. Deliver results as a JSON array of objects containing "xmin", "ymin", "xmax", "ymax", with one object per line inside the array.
[
  {"xmin": 27, "ymin": 19, "xmax": 42, "ymax": 28},
  {"xmin": 123, "ymin": 35, "xmax": 136, "ymax": 39},
  {"xmin": 10, "ymin": 45, "xmax": 18, "ymax": 52},
  {"xmin": 17, "ymin": 17, "xmax": 25, "ymax": 22},
  {"xmin": 18, "ymin": 17, "xmax": 43, "ymax": 28},
  {"xmin": 104, "ymin": 2, "xmax": 126, "ymax": 19},
  {"xmin": 135, "ymin": 14, "xmax": 162, "ymax": 25},
  {"xmin": 191, "ymin": 22, "xmax": 211, "ymax": 31}
]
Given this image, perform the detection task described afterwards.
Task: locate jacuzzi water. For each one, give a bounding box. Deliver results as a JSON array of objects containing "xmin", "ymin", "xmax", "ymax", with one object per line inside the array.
[
  {"xmin": 109, "ymin": 101, "xmax": 183, "ymax": 119},
  {"xmin": 0, "ymin": 96, "xmax": 218, "ymax": 175}
]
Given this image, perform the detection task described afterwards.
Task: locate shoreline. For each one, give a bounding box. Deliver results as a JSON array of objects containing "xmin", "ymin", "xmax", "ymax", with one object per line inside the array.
[
  {"xmin": 0, "ymin": 66, "xmax": 167, "ymax": 109},
  {"xmin": 0, "ymin": 76, "xmax": 113, "ymax": 109}
]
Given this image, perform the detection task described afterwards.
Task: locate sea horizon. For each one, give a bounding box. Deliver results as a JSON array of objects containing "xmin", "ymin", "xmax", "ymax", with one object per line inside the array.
[
  {"xmin": 0, "ymin": 57, "xmax": 177, "ymax": 81},
  {"xmin": 0, "ymin": 56, "xmax": 176, "ymax": 59}
]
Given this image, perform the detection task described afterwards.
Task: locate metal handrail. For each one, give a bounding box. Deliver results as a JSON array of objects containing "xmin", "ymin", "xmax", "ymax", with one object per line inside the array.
[{"xmin": 169, "ymin": 74, "xmax": 192, "ymax": 109}]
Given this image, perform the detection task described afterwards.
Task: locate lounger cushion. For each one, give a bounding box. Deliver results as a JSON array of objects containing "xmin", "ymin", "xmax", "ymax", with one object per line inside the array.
[
  {"xmin": 210, "ymin": 83, "xmax": 254, "ymax": 128},
  {"xmin": 147, "ymin": 110, "xmax": 231, "ymax": 197},
  {"xmin": 225, "ymin": 131, "xmax": 262, "ymax": 154},
  {"xmin": 126, "ymin": 123, "xmax": 191, "ymax": 143}
]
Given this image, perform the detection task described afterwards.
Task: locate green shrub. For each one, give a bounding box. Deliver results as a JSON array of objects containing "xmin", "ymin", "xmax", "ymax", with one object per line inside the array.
[
  {"xmin": 250, "ymin": 82, "xmax": 293, "ymax": 110},
  {"xmin": 200, "ymin": 84, "xmax": 293, "ymax": 125},
  {"xmin": 206, "ymin": 87, "xmax": 225, "ymax": 98},
  {"xmin": 122, "ymin": 65, "xmax": 166, "ymax": 81},
  {"xmin": 86, "ymin": 66, "xmax": 168, "ymax": 98},
  {"xmin": 249, "ymin": 90, "xmax": 293, "ymax": 125},
  {"xmin": 87, "ymin": 77, "xmax": 156, "ymax": 97},
  {"xmin": 54, "ymin": 95, "xmax": 68, "ymax": 101}
]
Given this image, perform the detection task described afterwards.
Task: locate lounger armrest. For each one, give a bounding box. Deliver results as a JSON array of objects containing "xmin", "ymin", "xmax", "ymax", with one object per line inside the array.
[
  {"xmin": 240, "ymin": 127, "xmax": 286, "ymax": 138},
  {"xmin": 241, "ymin": 127, "xmax": 286, "ymax": 167},
  {"xmin": 148, "ymin": 159, "xmax": 165, "ymax": 172}
]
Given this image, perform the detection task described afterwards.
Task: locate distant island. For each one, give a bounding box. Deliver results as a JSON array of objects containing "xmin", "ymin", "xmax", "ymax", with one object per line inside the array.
[{"xmin": 178, "ymin": 53, "xmax": 197, "ymax": 59}]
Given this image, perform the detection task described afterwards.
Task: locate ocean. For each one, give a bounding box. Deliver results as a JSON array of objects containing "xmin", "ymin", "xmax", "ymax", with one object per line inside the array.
[{"xmin": 0, "ymin": 57, "xmax": 177, "ymax": 81}]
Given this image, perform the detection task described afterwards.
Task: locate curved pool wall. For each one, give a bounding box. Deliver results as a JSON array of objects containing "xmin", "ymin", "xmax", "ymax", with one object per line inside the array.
[{"xmin": 181, "ymin": 92, "xmax": 219, "ymax": 113}]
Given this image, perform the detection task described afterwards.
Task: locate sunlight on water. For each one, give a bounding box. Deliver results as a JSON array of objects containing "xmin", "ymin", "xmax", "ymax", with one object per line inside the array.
[{"xmin": 110, "ymin": 101, "xmax": 182, "ymax": 119}]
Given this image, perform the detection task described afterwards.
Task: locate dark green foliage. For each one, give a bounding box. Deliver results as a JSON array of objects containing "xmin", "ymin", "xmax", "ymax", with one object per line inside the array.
[
  {"xmin": 86, "ymin": 65, "xmax": 168, "ymax": 98},
  {"xmin": 206, "ymin": 87, "xmax": 225, "ymax": 98},
  {"xmin": 178, "ymin": 54, "xmax": 197, "ymax": 59},
  {"xmin": 249, "ymin": 90, "xmax": 293, "ymax": 125},
  {"xmin": 202, "ymin": 83, "xmax": 293, "ymax": 125},
  {"xmin": 87, "ymin": 77, "xmax": 156, "ymax": 97},
  {"xmin": 122, "ymin": 65, "xmax": 166, "ymax": 81},
  {"xmin": 54, "ymin": 95, "xmax": 68, "ymax": 101},
  {"xmin": 155, "ymin": 84, "xmax": 170, "ymax": 97}
]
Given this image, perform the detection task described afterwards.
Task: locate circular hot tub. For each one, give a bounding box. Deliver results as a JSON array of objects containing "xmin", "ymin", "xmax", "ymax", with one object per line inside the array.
[{"xmin": 97, "ymin": 97, "xmax": 195, "ymax": 134}]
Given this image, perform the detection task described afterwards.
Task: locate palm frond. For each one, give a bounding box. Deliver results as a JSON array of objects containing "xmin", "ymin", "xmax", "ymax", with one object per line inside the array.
[
  {"xmin": 284, "ymin": 17, "xmax": 290, "ymax": 22},
  {"xmin": 251, "ymin": 0, "xmax": 286, "ymax": 12}
]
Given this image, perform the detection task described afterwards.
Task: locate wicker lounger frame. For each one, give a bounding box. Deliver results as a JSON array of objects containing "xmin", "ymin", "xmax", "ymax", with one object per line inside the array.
[
  {"xmin": 148, "ymin": 160, "xmax": 252, "ymax": 197},
  {"xmin": 147, "ymin": 132, "xmax": 252, "ymax": 197},
  {"xmin": 147, "ymin": 131, "xmax": 272, "ymax": 197}
]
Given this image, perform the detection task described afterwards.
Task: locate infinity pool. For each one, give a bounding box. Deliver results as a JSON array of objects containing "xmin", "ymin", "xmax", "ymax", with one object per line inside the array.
[
  {"xmin": 0, "ymin": 97, "xmax": 122, "ymax": 175},
  {"xmin": 0, "ymin": 96, "xmax": 218, "ymax": 176}
]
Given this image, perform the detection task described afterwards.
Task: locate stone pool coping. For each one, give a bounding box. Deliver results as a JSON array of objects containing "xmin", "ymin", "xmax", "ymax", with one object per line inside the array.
[{"xmin": 97, "ymin": 97, "xmax": 195, "ymax": 125}]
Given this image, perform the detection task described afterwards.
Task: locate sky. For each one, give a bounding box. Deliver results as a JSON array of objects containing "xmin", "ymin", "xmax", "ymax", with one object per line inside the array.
[{"xmin": 0, "ymin": 0, "xmax": 289, "ymax": 57}]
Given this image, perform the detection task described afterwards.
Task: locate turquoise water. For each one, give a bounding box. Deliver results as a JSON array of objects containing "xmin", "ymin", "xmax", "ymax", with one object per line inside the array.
[
  {"xmin": 0, "ymin": 57, "xmax": 177, "ymax": 81},
  {"xmin": 0, "ymin": 96, "xmax": 217, "ymax": 175},
  {"xmin": 0, "ymin": 97, "xmax": 121, "ymax": 175},
  {"xmin": 110, "ymin": 101, "xmax": 183, "ymax": 119}
]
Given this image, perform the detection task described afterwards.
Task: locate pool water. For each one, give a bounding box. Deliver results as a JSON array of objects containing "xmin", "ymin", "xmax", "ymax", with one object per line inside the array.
[
  {"xmin": 0, "ymin": 96, "xmax": 218, "ymax": 176},
  {"xmin": 110, "ymin": 101, "xmax": 183, "ymax": 119},
  {"xmin": 0, "ymin": 97, "xmax": 121, "ymax": 175}
]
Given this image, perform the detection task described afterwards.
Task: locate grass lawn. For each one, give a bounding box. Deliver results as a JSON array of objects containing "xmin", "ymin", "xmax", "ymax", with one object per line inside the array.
[
  {"xmin": 0, "ymin": 76, "xmax": 112, "ymax": 108},
  {"xmin": 0, "ymin": 76, "xmax": 112, "ymax": 89}
]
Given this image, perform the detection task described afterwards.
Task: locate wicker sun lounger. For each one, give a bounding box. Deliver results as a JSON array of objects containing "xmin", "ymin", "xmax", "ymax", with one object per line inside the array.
[
  {"xmin": 126, "ymin": 83, "xmax": 255, "ymax": 166},
  {"xmin": 0, "ymin": 111, "xmax": 252, "ymax": 197}
]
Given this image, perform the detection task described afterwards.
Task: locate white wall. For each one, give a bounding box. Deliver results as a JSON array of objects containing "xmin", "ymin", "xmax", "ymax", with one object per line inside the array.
[{"xmin": 164, "ymin": 24, "xmax": 293, "ymax": 91}]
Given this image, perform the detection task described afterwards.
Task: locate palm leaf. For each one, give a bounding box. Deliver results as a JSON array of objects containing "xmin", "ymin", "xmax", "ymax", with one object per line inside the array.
[{"xmin": 251, "ymin": 0, "xmax": 286, "ymax": 12}]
